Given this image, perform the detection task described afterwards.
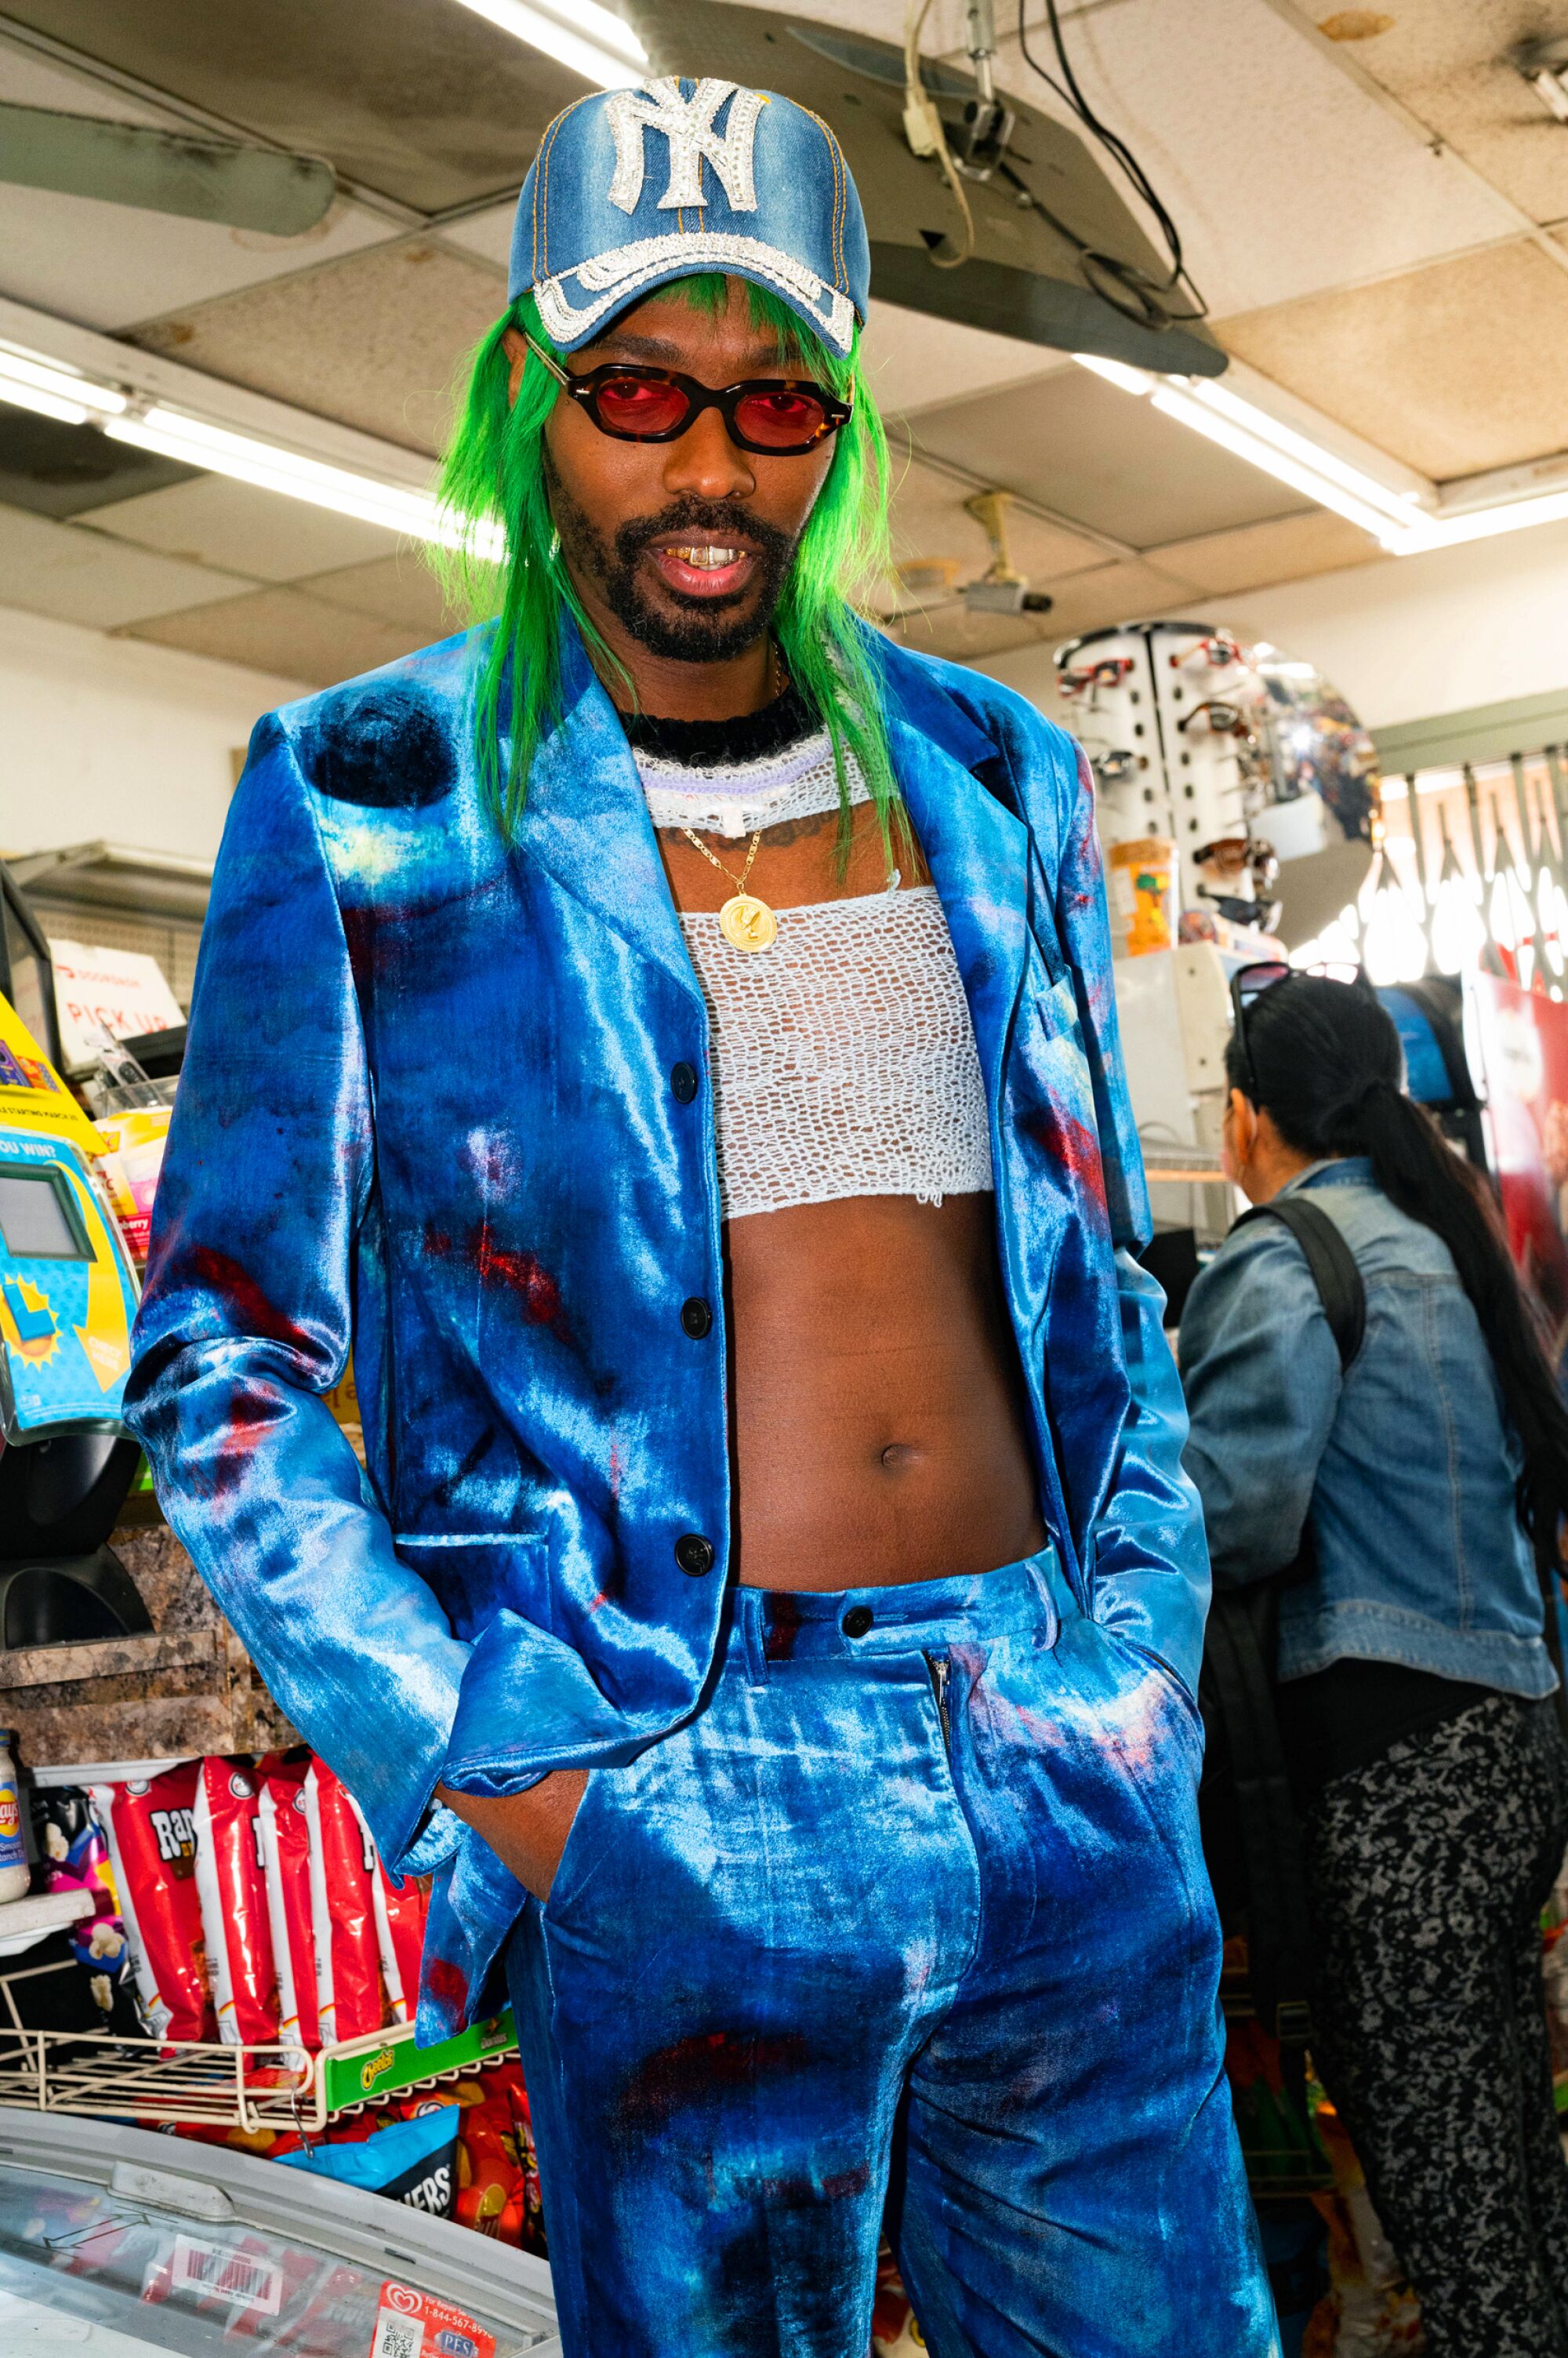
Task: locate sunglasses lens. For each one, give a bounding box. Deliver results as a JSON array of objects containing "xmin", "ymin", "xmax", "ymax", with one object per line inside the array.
[
  {"xmin": 732, "ymin": 387, "xmax": 832, "ymax": 449},
  {"xmin": 1237, "ymin": 961, "xmax": 1292, "ymax": 1011},
  {"xmin": 593, "ymin": 374, "xmax": 691, "ymax": 438}
]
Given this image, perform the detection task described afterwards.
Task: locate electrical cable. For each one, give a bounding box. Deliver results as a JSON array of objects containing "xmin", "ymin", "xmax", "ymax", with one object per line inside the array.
[
  {"xmin": 903, "ymin": 0, "xmax": 977, "ymax": 270},
  {"xmin": 1014, "ymin": 0, "xmax": 1207, "ymax": 326}
]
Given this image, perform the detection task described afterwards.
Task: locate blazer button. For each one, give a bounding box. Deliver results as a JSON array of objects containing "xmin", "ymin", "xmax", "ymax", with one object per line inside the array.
[
  {"xmin": 842, "ymin": 1605, "xmax": 874, "ymax": 1637},
  {"xmin": 671, "ymin": 1061, "xmax": 699, "ymax": 1103},
  {"xmin": 681, "ymin": 1296, "xmax": 713, "ymax": 1339},
  {"xmin": 675, "ymin": 1532, "xmax": 716, "ymax": 1577}
]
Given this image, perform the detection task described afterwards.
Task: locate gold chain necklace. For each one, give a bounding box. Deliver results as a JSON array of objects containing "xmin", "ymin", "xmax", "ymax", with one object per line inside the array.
[
  {"xmin": 674, "ymin": 642, "xmax": 785, "ymax": 953},
  {"xmin": 680, "ymin": 825, "xmax": 778, "ymax": 952}
]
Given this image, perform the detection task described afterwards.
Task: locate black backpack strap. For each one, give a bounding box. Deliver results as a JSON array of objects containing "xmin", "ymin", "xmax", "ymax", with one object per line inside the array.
[{"xmin": 1231, "ymin": 1195, "xmax": 1366, "ymax": 1374}]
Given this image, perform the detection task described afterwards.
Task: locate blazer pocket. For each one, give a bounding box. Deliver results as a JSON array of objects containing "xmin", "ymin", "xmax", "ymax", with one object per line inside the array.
[{"xmin": 392, "ymin": 1531, "xmax": 549, "ymax": 1636}]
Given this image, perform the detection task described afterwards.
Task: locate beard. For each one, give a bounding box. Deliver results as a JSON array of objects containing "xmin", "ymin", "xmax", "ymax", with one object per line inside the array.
[{"xmin": 546, "ymin": 463, "xmax": 796, "ymax": 665}]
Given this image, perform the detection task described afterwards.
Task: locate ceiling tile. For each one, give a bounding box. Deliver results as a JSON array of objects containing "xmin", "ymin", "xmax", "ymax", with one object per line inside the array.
[
  {"xmin": 75, "ymin": 474, "xmax": 401, "ymax": 581},
  {"xmin": 0, "ymin": 405, "xmax": 195, "ymax": 520},
  {"xmin": 1030, "ymin": 556, "xmax": 1207, "ymax": 643},
  {"xmin": 0, "ymin": 23, "xmax": 396, "ymax": 329},
  {"xmin": 0, "ymin": 0, "xmax": 583, "ymax": 213},
  {"xmin": 886, "ymin": 602, "xmax": 1055, "ymax": 663},
  {"xmin": 908, "ymin": 369, "xmax": 1308, "ymax": 547},
  {"xmin": 437, "ymin": 205, "xmax": 514, "ymax": 273},
  {"xmin": 303, "ymin": 551, "xmax": 459, "ymax": 635},
  {"xmin": 1146, "ymin": 509, "xmax": 1387, "ymax": 598},
  {"xmin": 1218, "ymin": 241, "xmax": 1568, "ymax": 480},
  {"xmin": 887, "ymin": 456, "xmax": 1107, "ymax": 590},
  {"xmin": 121, "ymin": 583, "xmax": 429, "ymax": 686},
  {"xmin": 0, "ymin": 184, "xmax": 397, "ymax": 338},
  {"xmin": 863, "ymin": 301, "xmax": 1069, "ymax": 422},
  {"xmin": 984, "ymin": 0, "xmax": 1520, "ymax": 316},
  {"xmin": 0, "ymin": 501, "xmax": 256, "ymax": 626},
  {"xmin": 131, "ymin": 238, "xmax": 506, "ymax": 456},
  {"xmin": 1308, "ymin": 0, "xmax": 1568, "ymax": 227}
]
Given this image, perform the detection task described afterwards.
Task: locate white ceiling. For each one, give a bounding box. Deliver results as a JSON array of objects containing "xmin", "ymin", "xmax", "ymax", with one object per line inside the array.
[{"xmin": 0, "ymin": 0, "xmax": 1561, "ymax": 682}]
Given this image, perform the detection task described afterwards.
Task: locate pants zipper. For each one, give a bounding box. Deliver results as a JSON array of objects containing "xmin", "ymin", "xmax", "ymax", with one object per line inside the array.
[{"xmin": 924, "ymin": 1651, "xmax": 952, "ymax": 1751}]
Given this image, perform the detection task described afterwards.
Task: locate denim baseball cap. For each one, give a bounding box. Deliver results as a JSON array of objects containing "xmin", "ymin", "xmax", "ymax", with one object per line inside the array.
[{"xmin": 510, "ymin": 78, "xmax": 870, "ymax": 358}]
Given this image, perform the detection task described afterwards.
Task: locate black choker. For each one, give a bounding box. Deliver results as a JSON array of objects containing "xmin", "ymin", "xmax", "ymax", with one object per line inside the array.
[{"xmin": 620, "ymin": 681, "xmax": 817, "ymax": 768}]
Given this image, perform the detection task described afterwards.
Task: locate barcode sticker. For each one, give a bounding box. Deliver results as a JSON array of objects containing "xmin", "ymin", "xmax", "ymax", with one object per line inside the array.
[
  {"xmin": 372, "ymin": 2282, "xmax": 496, "ymax": 2358},
  {"xmin": 170, "ymin": 2234, "xmax": 284, "ymax": 2315}
]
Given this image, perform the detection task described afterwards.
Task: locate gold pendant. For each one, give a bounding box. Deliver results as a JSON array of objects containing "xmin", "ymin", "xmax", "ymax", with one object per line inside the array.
[{"xmin": 718, "ymin": 892, "xmax": 778, "ymax": 953}]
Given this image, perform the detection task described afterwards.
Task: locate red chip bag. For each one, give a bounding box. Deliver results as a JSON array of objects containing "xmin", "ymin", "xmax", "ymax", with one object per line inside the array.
[
  {"xmin": 258, "ymin": 1756, "xmax": 320, "ymax": 2051},
  {"xmin": 191, "ymin": 1757, "xmax": 279, "ymax": 2047},
  {"xmin": 89, "ymin": 1768, "xmax": 215, "ymax": 2044},
  {"xmin": 352, "ymin": 1792, "xmax": 428, "ymax": 2026},
  {"xmin": 303, "ymin": 1760, "xmax": 385, "ymax": 2044}
]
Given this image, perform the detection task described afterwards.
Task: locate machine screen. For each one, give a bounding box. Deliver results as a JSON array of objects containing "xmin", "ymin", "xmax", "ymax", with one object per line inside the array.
[{"xmin": 0, "ymin": 1168, "xmax": 86, "ymax": 1259}]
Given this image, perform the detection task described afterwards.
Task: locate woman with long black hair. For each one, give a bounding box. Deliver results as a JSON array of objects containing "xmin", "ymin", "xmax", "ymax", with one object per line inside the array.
[{"xmin": 1180, "ymin": 968, "xmax": 1568, "ymax": 2357}]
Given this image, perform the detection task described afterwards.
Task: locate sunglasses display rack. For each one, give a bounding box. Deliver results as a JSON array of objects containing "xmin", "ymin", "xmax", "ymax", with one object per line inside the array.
[{"xmin": 1055, "ymin": 619, "xmax": 1381, "ymax": 961}]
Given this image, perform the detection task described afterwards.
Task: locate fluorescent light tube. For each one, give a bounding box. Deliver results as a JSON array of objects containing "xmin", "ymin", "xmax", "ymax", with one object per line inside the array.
[
  {"xmin": 451, "ymin": 0, "xmax": 645, "ymax": 87},
  {"xmin": 0, "ymin": 378, "xmax": 91, "ymax": 428},
  {"xmin": 1149, "ymin": 385, "xmax": 1411, "ymax": 548},
  {"xmin": 1385, "ymin": 490, "xmax": 1568, "ymax": 554},
  {"xmin": 105, "ymin": 405, "xmax": 506, "ymax": 562},
  {"xmin": 1179, "ymin": 377, "xmax": 1420, "ymax": 528},
  {"xmin": 0, "ymin": 345, "xmax": 126, "ymax": 416},
  {"xmin": 1071, "ymin": 353, "xmax": 1156, "ymax": 398}
]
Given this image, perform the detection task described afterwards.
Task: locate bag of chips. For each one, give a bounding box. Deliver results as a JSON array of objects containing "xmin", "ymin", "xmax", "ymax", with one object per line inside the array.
[
  {"xmin": 191, "ymin": 1757, "xmax": 279, "ymax": 2048},
  {"xmin": 89, "ymin": 1767, "xmax": 215, "ymax": 2044},
  {"xmin": 303, "ymin": 1760, "xmax": 385, "ymax": 2045},
  {"xmin": 257, "ymin": 1755, "xmax": 319, "ymax": 2051},
  {"xmin": 277, "ymin": 2104, "xmax": 459, "ymax": 2217},
  {"xmin": 350, "ymin": 1790, "xmax": 428, "ymax": 2026}
]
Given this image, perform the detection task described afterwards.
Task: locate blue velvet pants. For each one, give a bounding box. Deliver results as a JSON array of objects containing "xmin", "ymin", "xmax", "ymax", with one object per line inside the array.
[{"xmin": 506, "ymin": 1553, "xmax": 1277, "ymax": 2356}]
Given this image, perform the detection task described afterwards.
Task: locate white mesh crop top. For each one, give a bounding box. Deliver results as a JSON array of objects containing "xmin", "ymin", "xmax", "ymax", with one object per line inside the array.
[{"xmin": 633, "ymin": 723, "xmax": 994, "ymax": 1223}]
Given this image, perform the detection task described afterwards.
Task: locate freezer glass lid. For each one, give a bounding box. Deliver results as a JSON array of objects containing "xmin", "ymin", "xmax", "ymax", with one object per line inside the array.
[{"xmin": 0, "ymin": 2156, "xmax": 532, "ymax": 2356}]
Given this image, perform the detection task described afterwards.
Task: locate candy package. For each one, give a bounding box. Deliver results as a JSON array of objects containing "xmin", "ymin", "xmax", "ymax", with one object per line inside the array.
[
  {"xmin": 303, "ymin": 1760, "xmax": 384, "ymax": 2045},
  {"xmin": 89, "ymin": 1767, "xmax": 214, "ymax": 2044},
  {"xmin": 191, "ymin": 1757, "xmax": 279, "ymax": 2047},
  {"xmin": 453, "ymin": 2063, "xmax": 546, "ymax": 2255},
  {"xmin": 29, "ymin": 1785, "xmax": 137, "ymax": 2025},
  {"xmin": 257, "ymin": 1754, "xmax": 319, "ymax": 2051}
]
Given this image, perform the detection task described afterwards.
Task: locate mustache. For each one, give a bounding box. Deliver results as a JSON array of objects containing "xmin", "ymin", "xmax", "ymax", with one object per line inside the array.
[{"xmin": 613, "ymin": 498, "xmax": 795, "ymax": 574}]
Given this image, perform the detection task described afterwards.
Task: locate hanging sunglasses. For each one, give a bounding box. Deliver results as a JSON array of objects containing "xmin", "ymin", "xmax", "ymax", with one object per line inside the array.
[
  {"xmin": 1229, "ymin": 959, "xmax": 1363, "ymax": 1106},
  {"xmin": 525, "ymin": 334, "xmax": 851, "ymax": 456}
]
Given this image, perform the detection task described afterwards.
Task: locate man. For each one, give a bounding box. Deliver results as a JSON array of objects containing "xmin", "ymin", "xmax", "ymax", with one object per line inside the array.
[{"xmin": 127, "ymin": 75, "xmax": 1276, "ymax": 2358}]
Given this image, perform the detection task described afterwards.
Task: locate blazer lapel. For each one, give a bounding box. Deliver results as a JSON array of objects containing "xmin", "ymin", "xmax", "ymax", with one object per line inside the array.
[
  {"xmin": 889, "ymin": 710, "xmax": 1032, "ymax": 1114},
  {"xmin": 514, "ymin": 626, "xmax": 701, "ymax": 1005}
]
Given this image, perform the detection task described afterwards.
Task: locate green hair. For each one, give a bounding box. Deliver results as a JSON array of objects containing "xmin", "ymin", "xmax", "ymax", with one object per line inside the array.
[{"xmin": 430, "ymin": 274, "xmax": 898, "ymax": 856}]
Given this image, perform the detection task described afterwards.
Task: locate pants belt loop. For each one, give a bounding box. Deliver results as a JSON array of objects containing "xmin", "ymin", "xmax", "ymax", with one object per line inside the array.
[{"xmin": 739, "ymin": 1588, "xmax": 769, "ymax": 1691}]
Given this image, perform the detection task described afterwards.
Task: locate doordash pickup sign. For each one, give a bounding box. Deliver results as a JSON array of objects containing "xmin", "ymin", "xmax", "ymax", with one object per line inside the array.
[{"xmin": 49, "ymin": 937, "xmax": 183, "ymax": 1074}]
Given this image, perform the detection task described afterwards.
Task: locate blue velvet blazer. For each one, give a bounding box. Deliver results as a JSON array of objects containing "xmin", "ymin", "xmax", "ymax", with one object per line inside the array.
[{"xmin": 124, "ymin": 619, "xmax": 1208, "ymax": 2040}]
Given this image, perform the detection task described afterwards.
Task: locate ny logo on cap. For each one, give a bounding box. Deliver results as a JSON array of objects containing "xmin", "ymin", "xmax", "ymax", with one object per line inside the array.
[{"xmin": 605, "ymin": 78, "xmax": 764, "ymax": 216}]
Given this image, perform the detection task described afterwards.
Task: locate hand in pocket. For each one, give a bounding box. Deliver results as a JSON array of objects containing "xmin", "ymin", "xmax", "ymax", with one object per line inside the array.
[{"xmin": 436, "ymin": 1768, "xmax": 588, "ymax": 1902}]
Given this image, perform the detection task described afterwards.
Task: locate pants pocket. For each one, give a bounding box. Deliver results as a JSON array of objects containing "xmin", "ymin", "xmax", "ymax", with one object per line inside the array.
[{"xmin": 539, "ymin": 1769, "xmax": 605, "ymax": 1925}]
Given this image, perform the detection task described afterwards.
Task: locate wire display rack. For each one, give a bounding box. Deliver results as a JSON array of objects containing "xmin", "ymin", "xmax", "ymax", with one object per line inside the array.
[{"xmin": 0, "ymin": 1960, "xmax": 519, "ymax": 2134}]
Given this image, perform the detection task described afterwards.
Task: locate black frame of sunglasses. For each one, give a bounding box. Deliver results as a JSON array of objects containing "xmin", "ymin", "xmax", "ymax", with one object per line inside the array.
[
  {"xmin": 524, "ymin": 333, "xmax": 852, "ymax": 456},
  {"xmin": 1229, "ymin": 958, "xmax": 1366, "ymax": 1106}
]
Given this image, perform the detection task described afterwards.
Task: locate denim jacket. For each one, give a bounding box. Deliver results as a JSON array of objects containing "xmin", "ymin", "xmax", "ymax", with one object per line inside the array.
[
  {"xmin": 123, "ymin": 616, "xmax": 1207, "ymax": 2041},
  {"xmin": 1180, "ymin": 1157, "xmax": 1554, "ymax": 1697}
]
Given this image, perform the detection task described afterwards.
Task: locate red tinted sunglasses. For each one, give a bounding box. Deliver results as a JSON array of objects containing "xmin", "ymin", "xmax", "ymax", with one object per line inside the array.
[{"xmin": 525, "ymin": 333, "xmax": 851, "ymax": 456}]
